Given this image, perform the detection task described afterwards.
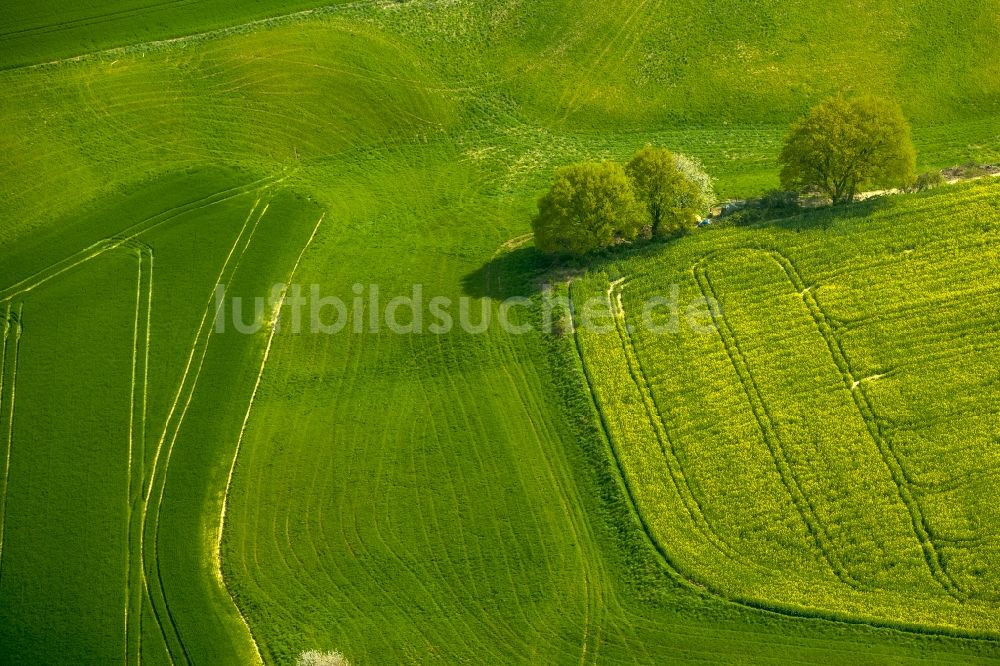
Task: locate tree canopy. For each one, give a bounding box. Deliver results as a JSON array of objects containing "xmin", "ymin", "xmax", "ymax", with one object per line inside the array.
[
  {"xmin": 779, "ymin": 97, "xmax": 916, "ymax": 204},
  {"xmin": 626, "ymin": 146, "xmax": 708, "ymax": 237},
  {"xmin": 532, "ymin": 161, "xmax": 645, "ymax": 256}
]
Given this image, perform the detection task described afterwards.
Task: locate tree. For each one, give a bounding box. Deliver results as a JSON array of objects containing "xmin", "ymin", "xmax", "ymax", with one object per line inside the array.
[
  {"xmin": 674, "ymin": 152, "xmax": 716, "ymax": 213},
  {"xmin": 911, "ymin": 170, "xmax": 945, "ymax": 192},
  {"xmin": 779, "ymin": 97, "xmax": 916, "ymax": 204},
  {"xmin": 626, "ymin": 146, "xmax": 708, "ymax": 237},
  {"xmin": 533, "ymin": 161, "xmax": 645, "ymax": 255},
  {"xmin": 296, "ymin": 650, "xmax": 351, "ymax": 666}
]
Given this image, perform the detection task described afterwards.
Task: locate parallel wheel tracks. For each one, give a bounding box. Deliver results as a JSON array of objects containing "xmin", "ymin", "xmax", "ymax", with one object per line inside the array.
[
  {"xmin": 126, "ymin": 245, "xmax": 154, "ymax": 666},
  {"xmin": 691, "ymin": 259, "xmax": 864, "ymax": 589},
  {"xmin": 607, "ymin": 279, "xmax": 771, "ymax": 574},
  {"xmin": 0, "ymin": 180, "xmax": 280, "ymax": 665},
  {"xmin": 0, "ymin": 304, "xmax": 23, "ymax": 584},
  {"xmin": 140, "ymin": 194, "xmax": 271, "ymax": 664},
  {"xmin": 767, "ymin": 250, "xmax": 969, "ymax": 601},
  {"xmin": 570, "ymin": 268, "xmax": 1000, "ymax": 640},
  {"xmin": 691, "ymin": 247, "xmax": 969, "ymax": 599}
]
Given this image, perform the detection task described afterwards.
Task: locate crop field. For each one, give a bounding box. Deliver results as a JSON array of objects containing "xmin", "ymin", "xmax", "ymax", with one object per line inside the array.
[
  {"xmin": 574, "ymin": 179, "xmax": 1000, "ymax": 637},
  {"xmin": 1, "ymin": 0, "xmax": 999, "ymax": 664}
]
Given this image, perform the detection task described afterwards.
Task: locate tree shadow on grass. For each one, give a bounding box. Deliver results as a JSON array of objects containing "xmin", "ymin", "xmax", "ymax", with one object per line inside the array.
[
  {"xmin": 461, "ymin": 245, "xmax": 555, "ymax": 300},
  {"xmin": 739, "ymin": 196, "xmax": 890, "ymax": 232},
  {"xmin": 461, "ymin": 237, "xmax": 679, "ymax": 301}
]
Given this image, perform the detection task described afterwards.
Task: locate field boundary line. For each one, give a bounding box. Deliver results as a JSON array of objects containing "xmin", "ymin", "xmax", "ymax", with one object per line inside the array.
[
  {"xmin": 216, "ymin": 211, "xmax": 325, "ymax": 666},
  {"xmin": 0, "ymin": 304, "xmax": 22, "ymax": 583},
  {"xmin": 766, "ymin": 249, "xmax": 968, "ymax": 601},
  {"xmin": 569, "ymin": 281, "xmax": 708, "ymax": 594},
  {"xmin": 139, "ymin": 194, "xmax": 270, "ymax": 664},
  {"xmin": 568, "ymin": 279, "xmax": 1000, "ymax": 642},
  {"xmin": 125, "ymin": 246, "xmax": 154, "ymax": 666},
  {"xmin": 608, "ymin": 279, "xmax": 763, "ymax": 570},
  {"xmin": 692, "ymin": 258, "xmax": 862, "ymax": 589},
  {"xmin": 0, "ymin": 305, "xmax": 10, "ymax": 576}
]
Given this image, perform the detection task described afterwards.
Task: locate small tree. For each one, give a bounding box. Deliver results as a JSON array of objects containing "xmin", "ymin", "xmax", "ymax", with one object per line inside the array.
[
  {"xmin": 533, "ymin": 161, "xmax": 645, "ymax": 255},
  {"xmin": 296, "ymin": 650, "xmax": 351, "ymax": 666},
  {"xmin": 625, "ymin": 146, "xmax": 707, "ymax": 237},
  {"xmin": 779, "ymin": 97, "xmax": 916, "ymax": 204},
  {"xmin": 673, "ymin": 153, "xmax": 716, "ymax": 214},
  {"xmin": 911, "ymin": 170, "xmax": 945, "ymax": 192}
]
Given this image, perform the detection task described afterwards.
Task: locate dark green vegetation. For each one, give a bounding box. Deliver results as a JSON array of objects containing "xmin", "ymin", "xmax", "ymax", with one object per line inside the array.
[
  {"xmin": 0, "ymin": 0, "xmax": 351, "ymax": 69},
  {"xmin": 1, "ymin": 168, "xmax": 325, "ymax": 663},
  {"xmin": 532, "ymin": 147, "xmax": 712, "ymax": 256},
  {"xmin": 0, "ymin": 0, "xmax": 999, "ymax": 664}
]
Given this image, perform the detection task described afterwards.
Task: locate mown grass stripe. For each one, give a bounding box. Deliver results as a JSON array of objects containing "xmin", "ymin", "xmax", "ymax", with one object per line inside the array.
[{"xmin": 140, "ymin": 194, "xmax": 269, "ymax": 664}]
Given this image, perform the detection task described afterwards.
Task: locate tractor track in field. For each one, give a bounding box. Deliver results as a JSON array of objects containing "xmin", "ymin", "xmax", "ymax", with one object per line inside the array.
[
  {"xmin": 126, "ymin": 246, "xmax": 154, "ymax": 666},
  {"xmin": 0, "ymin": 175, "xmax": 280, "ymax": 304},
  {"xmin": 140, "ymin": 194, "xmax": 271, "ymax": 664},
  {"xmin": 0, "ymin": 305, "xmax": 22, "ymax": 582},
  {"xmin": 766, "ymin": 249, "xmax": 971, "ymax": 602},
  {"xmin": 0, "ymin": 178, "xmax": 276, "ymax": 663},
  {"xmin": 606, "ymin": 279, "xmax": 770, "ymax": 573},
  {"xmin": 569, "ymin": 279, "xmax": 710, "ymax": 600},
  {"xmin": 569, "ymin": 277, "xmax": 1000, "ymax": 643},
  {"xmin": 0, "ymin": 248, "xmax": 155, "ymax": 662},
  {"xmin": 556, "ymin": 0, "xmax": 655, "ymax": 123},
  {"xmin": 693, "ymin": 256, "xmax": 870, "ymax": 590}
]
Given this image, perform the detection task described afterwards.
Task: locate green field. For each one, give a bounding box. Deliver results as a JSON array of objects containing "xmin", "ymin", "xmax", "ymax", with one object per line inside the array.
[
  {"xmin": 1, "ymin": 0, "xmax": 999, "ymax": 664},
  {"xmin": 0, "ymin": 168, "xmax": 325, "ymax": 663}
]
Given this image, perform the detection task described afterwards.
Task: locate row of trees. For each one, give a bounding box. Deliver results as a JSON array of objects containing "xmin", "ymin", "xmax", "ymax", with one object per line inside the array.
[
  {"xmin": 532, "ymin": 147, "xmax": 714, "ymax": 255},
  {"xmin": 533, "ymin": 96, "xmax": 918, "ymax": 256}
]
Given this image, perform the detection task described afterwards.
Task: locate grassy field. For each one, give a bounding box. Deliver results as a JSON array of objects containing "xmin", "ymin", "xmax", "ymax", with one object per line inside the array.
[
  {"xmin": 0, "ymin": 0, "xmax": 999, "ymax": 663},
  {"xmin": 0, "ymin": 168, "xmax": 325, "ymax": 663}
]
